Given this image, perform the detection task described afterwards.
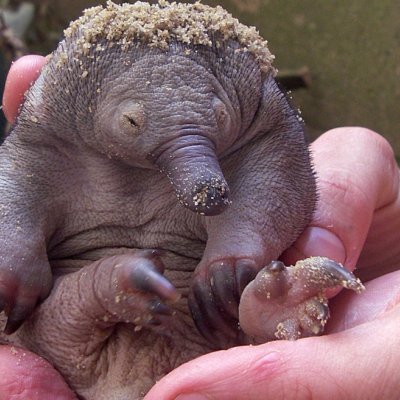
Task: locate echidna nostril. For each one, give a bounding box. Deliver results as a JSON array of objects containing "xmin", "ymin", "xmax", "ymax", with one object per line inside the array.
[{"xmin": 191, "ymin": 178, "xmax": 231, "ymax": 216}]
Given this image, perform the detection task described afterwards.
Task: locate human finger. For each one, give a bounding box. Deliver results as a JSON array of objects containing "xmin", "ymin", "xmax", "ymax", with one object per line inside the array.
[
  {"xmin": 0, "ymin": 344, "xmax": 77, "ymax": 400},
  {"xmin": 2, "ymin": 55, "xmax": 47, "ymax": 123},
  {"xmin": 282, "ymin": 127, "xmax": 399, "ymax": 278},
  {"xmin": 145, "ymin": 283, "xmax": 400, "ymax": 400}
]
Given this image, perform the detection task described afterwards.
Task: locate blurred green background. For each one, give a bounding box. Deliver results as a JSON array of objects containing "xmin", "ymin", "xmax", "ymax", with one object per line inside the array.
[{"xmin": 1, "ymin": 0, "xmax": 399, "ymax": 159}]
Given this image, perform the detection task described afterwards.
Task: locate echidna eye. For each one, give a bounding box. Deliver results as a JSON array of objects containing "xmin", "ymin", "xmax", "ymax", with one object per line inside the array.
[
  {"xmin": 119, "ymin": 105, "xmax": 144, "ymax": 136},
  {"xmin": 125, "ymin": 115, "xmax": 138, "ymax": 127}
]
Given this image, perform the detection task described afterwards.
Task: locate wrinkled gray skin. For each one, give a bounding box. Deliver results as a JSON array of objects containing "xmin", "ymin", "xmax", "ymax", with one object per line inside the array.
[{"xmin": 0, "ymin": 32, "xmax": 324, "ymax": 398}]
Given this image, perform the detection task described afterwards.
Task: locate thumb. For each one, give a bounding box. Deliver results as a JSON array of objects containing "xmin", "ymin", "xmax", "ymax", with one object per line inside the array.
[
  {"xmin": 0, "ymin": 345, "xmax": 77, "ymax": 400},
  {"xmin": 282, "ymin": 127, "xmax": 398, "ymax": 273},
  {"xmin": 2, "ymin": 55, "xmax": 47, "ymax": 123},
  {"xmin": 145, "ymin": 300, "xmax": 400, "ymax": 400}
]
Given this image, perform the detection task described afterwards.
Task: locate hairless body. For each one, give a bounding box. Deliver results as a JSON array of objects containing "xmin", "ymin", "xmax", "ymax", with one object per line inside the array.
[{"xmin": 0, "ymin": 2, "xmax": 363, "ymax": 399}]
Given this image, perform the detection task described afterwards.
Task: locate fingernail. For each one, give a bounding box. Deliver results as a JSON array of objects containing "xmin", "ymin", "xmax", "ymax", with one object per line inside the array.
[
  {"xmin": 175, "ymin": 394, "xmax": 208, "ymax": 400},
  {"xmin": 297, "ymin": 227, "xmax": 346, "ymax": 264}
]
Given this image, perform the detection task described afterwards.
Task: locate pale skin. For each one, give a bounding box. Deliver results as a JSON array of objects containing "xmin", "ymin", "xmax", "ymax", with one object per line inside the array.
[{"xmin": 1, "ymin": 56, "xmax": 400, "ymax": 400}]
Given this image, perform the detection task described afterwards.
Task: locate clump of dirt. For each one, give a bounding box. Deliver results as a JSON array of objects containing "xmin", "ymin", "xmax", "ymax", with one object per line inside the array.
[{"xmin": 64, "ymin": 0, "xmax": 275, "ymax": 72}]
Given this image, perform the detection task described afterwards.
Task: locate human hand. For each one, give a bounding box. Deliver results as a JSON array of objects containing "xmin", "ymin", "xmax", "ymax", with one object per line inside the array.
[
  {"xmin": 144, "ymin": 129, "xmax": 400, "ymax": 400},
  {"xmin": 2, "ymin": 55, "xmax": 47, "ymax": 124}
]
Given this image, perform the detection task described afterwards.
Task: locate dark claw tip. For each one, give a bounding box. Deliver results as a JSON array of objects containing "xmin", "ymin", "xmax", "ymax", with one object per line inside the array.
[
  {"xmin": 342, "ymin": 277, "xmax": 365, "ymax": 293},
  {"xmin": 236, "ymin": 260, "xmax": 258, "ymax": 294},
  {"xmin": 320, "ymin": 258, "xmax": 365, "ymax": 293},
  {"xmin": 208, "ymin": 260, "xmax": 238, "ymax": 318},
  {"xmin": 191, "ymin": 280, "xmax": 239, "ymax": 342},
  {"xmin": 132, "ymin": 264, "xmax": 180, "ymax": 302},
  {"xmin": 4, "ymin": 318, "xmax": 24, "ymax": 335},
  {"xmin": 146, "ymin": 272, "xmax": 180, "ymax": 302},
  {"xmin": 148, "ymin": 300, "xmax": 173, "ymax": 316},
  {"xmin": 3, "ymin": 301, "xmax": 37, "ymax": 335},
  {"xmin": 267, "ymin": 260, "xmax": 286, "ymax": 273}
]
